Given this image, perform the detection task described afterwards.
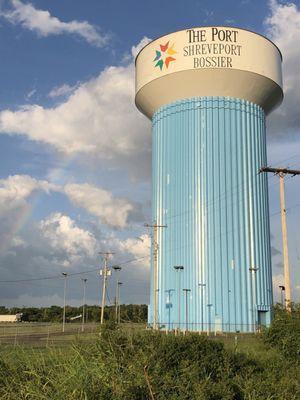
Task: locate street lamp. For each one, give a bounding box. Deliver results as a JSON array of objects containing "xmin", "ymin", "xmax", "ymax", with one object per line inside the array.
[
  {"xmin": 165, "ymin": 289, "xmax": 175, "ymax": 331},
  {"xmin": 62, "ymin": 272, "xmax": 68, "ymax": 333},
  {"xmin": 174, "ymin": 266, "xmax": 184, "ymax": 331},
  {"xmin": 279, "ymin": 285, "xmax": 285, "ymax": 306},
  {"xmin": 198, "ymin": 283, "xmax": 206, "ymax": 332},
  {"xmin": 207, "ymin": 304, "xmax": 213, "ymax": 335},
  {"xmin": 81, "ymin": 278, "xmax": 87, "ymax": 332},
  {"xmin": 183, "ymin": 288, "xmax": 191, "ymax": 333},
  {"xmin": 113, "ymin": 266, "xmax": 122, "ymax": 322},
  {"xmin": 249, "ymin": 267, "xmax": 259, "ymax": 333}
]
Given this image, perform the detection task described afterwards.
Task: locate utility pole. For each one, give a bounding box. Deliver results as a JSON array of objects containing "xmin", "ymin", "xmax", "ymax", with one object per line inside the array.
[
  {"xmin": 183, "ymin": 288, "xmax": 191, "ymax": 333},
  {"xmin": 174, "ymin": 266, "xmax": 184, "ymax": 331},
  {"xmin": 144, "ymin": 222, "xmax": 167, "ymax": 330},
  {"xmin": 113, "ymin": 266, "xmax": 121, "ymax": 323},
  {"xmin": 62, "ymin": 272, "xmax": 67, "ymax": 333},
  {"xmin": 99, "ymin": 252, "xmax": 114, "ymax": 324},
  {"xmin": 81, "ymin": 278, "xmax": 87, "ymax": 332},
  {"xmin": 260, "ymin": 166, "xmax": 300, "ymax": 310}
]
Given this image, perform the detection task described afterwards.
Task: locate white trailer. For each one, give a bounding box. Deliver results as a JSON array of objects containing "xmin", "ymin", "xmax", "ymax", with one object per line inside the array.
[{"xmin": 0, "ymin": 313, "xmax": 22, "ymax": 322}]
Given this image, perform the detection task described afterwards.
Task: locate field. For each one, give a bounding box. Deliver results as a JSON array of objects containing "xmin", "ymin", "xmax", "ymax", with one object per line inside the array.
[
  {"xmin": 0, "ymin": 321, "xmax": 270, "ymax": 351},
  {"xmin": 0, "ymin": 321, "xmax": 145, "ymax": 346},
  {"xmin": 0, "ymin": 309, "xmax": 299, "ymax": 399}
]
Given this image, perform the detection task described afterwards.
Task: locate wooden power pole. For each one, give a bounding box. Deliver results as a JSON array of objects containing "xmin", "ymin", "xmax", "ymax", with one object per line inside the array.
[
  {"xmin": 260, "ymin": 166, "xmax": 300, "ymax": 310},
  {"xmin": 99, "ymin": 252, "xmax": 114, "ymax": 324},
  {"xmin": 145, "ymin": 221, "xmax": 167, "ymax": 330}
]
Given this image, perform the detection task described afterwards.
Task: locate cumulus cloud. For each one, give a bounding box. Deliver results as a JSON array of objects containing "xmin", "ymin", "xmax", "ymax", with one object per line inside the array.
[
  {"xmin": 0, "ymin": 57, "xmax": 151, "ymax": 179},
  {"xmin": 0, "ymin": 174, "xmax": 138, "ymax": 229},
  {"xmin": 0, "ymin": 174, "xmax": 56, "ymax": 213},
  {"xmin": 118, "ymin": 234, "xmax": 151, "ymax": 261},
  {"xmin": 265, "ymin": 0, "xmax": 300, "ymax": 135},
  {"xmin": 0, "ymin": 0, "xmax": 108, "ymax": 47},
  {"xmin": 39, "ymin": 212, "xmax": 97, "ymax": 266},
  {"xmin": 0, "ymin": 220, "xmax": 151, "ymax": 305},
  {"xmin": 131, "ymin": 36, "xmax": 151, "ymax": 58},
  {"xmin": 48, "ymin": 83, "xmax": 78, "ymax": 99},
  {"xmin": 64, "ymin": 183, "xmax": 134, "ymax": 229},
  {"xmin": 0, "ymin": 196, "xmax": 150, "ymax": 305}
]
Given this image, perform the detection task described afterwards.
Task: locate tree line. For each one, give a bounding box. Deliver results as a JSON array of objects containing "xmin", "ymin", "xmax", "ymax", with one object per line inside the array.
[{"xmin": 0, "ymin": 304, "xmax": 148, "ymax": 323}]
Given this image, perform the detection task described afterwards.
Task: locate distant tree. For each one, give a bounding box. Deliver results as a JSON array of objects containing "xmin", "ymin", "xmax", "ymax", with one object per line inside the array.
[{"xmin": 0, "ymin": 304, "xmax": 148, "ymax": 323}]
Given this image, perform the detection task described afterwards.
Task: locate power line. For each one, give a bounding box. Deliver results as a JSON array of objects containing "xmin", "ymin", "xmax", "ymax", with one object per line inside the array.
[
  {"xmin": 0, "ymin": 255, "xmax": 150, "ymax": 284},
  {"xmin": 0, "ymin": 168, "xmax": 298, "ymax": 290}
]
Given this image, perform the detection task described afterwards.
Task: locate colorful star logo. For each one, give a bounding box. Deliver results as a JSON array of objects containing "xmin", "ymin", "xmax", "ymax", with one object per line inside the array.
[{"xmin": 153, "ymin": 41, "xmax": 177, "ymax": 70}]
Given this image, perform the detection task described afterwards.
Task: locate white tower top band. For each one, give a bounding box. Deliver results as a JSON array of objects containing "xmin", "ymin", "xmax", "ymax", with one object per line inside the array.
[{"xmin": 135, "ymin": 27, "xmax": 283, "ymax": 118}]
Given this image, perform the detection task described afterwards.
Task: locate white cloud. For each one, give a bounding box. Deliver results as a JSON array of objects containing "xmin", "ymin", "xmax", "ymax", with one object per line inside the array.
[
  {"xmin": 0, "ymin": 174, "xmax": 138, "ymax": 229},
  {"xmin": 0, "ymin": 174, "xmax": 56, "ymax": 213},
  {"xmin": 0, "ymin": 175, "xmax": 150, "ymax": 304},
  {"xmin": 39, "ymin": 212, "xmax": 97, "ymax": 265},
  {"xmin": 48, "ymin": 83, "xmax": 78, "ymax": 99},
  {"xmin": 64, "ymin": 183, "xmax": 134, "ymax": 229},
  {"xmin": 119, "ymin": 234, "xmax": 150, "ymax": 261},
  {"xmin": 131, "ymin": 36, "xmax": 151, "ymax": 58},
  {"xmin": 25, "ymin": 88, "xmax": 36, "ymax": 100},
  {"xmin": 0, "ymin": 55, "xmax": 151, "ymax": 178},
  {"xmin": 0, "ymin": 0, "xmax": 108, "ymax": 47},
  {"xmin": 265, "ymin": 1, "xmax": 300, "ymax": 135}
]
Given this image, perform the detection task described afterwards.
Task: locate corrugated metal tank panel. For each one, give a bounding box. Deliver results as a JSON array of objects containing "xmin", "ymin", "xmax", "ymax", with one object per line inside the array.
[{"xmin": 149, "ymin": 96, "xmax": 273, "ymax": 332}]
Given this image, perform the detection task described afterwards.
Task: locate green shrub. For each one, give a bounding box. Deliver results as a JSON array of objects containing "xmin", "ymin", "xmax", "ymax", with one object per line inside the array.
[
  {"xmin": 264, "ymin": 304, "xmax": 300, "ymax": 360},
  {"xmin": 0, "ymin": 328, "xmax": 299, "ymax": 399}
]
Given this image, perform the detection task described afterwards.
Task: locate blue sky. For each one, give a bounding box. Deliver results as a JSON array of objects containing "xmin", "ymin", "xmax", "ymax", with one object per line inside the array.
[{"xmin": 0, "ymin": 0, "xmax": 299, "ymax": 307}]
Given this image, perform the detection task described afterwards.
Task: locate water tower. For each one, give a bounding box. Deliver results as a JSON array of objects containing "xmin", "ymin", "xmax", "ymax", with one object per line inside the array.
[{"xmin": 135, "ymin": 27, "xmax": 283, "ymax": 332}]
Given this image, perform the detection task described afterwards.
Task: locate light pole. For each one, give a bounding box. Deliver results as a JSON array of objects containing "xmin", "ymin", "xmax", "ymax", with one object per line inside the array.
[
  {"xmin": 118, "ymin": 282, "xmax": 123, "ymax": 324},
  {"xmin": 144, "ymin": 222, "xmax": 167, "ymax": 330},
  {"xmin": 81, "ymin": 278, "xmax": 87, "ymax": 332},
  {"xmin": 174, "ymin": 266, "xmax": 184, "ymax": 331},
  {"xmin": 165, "ymin": 289, "xmax": 175, "ymax": 331},
  {"xmin": 198, "ymin": 283, "xmax": 206, "ymax": 332},
  {"xmin": 279, "ymin": 285, "xmax": 285, "ymax": 307},
  {"xmin": 113, "ymin": 266, "xmax": 122, "ymax": 322},
  {"xmin": 207, "ymin": 304, "xmax": 213, "ymax": 335},
  {"xmin": 62, "ymin": 272, "xmax": 68, "ymax": 333},
  {"xmin": 183, "ymin": 289, "xmax": 191, "ymax": 333},
  {"xmin": 249, "ymin": 267, "xmax": 259, "ymax": 333}
]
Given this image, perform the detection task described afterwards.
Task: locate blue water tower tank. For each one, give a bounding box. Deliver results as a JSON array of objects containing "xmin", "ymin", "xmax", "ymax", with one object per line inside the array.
[{"xmin": 135, "ymin": 27, "xmax": 283, "ymax": 333}]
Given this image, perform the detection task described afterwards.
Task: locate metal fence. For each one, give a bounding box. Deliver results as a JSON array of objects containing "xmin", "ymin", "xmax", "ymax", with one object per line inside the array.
[
  {"xmin": 0, "ymin": 320, "xmax": 283, "ymax": 347},
  {"xmin": 154, "ymin": 322, "xmax": 266, "ymax": 334},
  {"xmin": 0, "ymin": 323, "xmax": 100, "ymax": 346},
  {"xmin": 0, "ymin": 322, "xmax": 148, "ymax": 346}
]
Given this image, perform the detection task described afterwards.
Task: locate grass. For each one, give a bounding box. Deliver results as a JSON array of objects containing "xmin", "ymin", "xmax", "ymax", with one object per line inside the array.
[{"xmin": 0, "ymin": 323, "xmax": 299, "ymax": 399}]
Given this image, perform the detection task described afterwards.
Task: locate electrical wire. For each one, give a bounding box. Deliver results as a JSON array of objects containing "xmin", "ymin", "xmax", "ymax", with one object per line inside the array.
[
  {"xmin": 0, "ymin": 255, "xmax": 150, "ymax": 284},
  {"xmin": 0, "ymin": 159, "xmax": 298, "ymax": 287}
]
